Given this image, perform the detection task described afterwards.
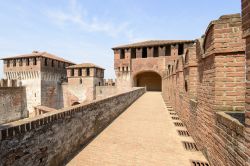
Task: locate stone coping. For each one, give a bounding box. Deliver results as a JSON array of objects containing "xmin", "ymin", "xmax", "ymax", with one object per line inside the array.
[
  {"xmin": 216, "ymin": 111, "xmax": 244, "ymax": 136},
  {"xmin": 0, "ymin": 87, "xmax": 145, "ymax": 140}
]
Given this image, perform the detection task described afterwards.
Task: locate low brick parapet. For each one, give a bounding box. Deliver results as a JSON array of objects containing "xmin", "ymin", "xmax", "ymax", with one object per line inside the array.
[{"xmin": 0, "ymin": 87, "xmax": 145, "ymax": 165}]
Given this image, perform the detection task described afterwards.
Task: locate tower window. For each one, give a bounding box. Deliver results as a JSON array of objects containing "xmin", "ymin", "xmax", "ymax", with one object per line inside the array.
[
  {"xmin": 153, "ymin": 47, "xmax": 159, "ymax": 57},
  {"xmin": 178, "ymin": 44, "xmax": 184, "ymax": 55},
  {"xmin": 86, "ymin": 68, "xmax": 90, "ymax": 76},
  {"xmin": 165, "ymin": 45, "xmax": 171, "ymax": 56},
  {"xmin": 7, "ymin": 60, "xmax": 10, "ymax": 67},
  {"xmin": 70, "ymin": 69, "xmax": 74, "ymax": 76},
  {"xmin": 33, "ymin": 58, "xmax": 37, "ymax": 65},
  {"xmin": 142, "ymin": 47, "xmax": 147, "ymax": 58},
  {"xmin": 26, "ymin": 58, "xmax": 29, "ymax": 66},
  {"xmin": 131, "ymin": 48, "xmax": 136, "ymax": 59},
  {"xmin": 78, "ymin": 68, "xmax": 82, "ymax": 76},
  {"xmin": 44, "ymin": 58, "xmax": 48, "ymax": 66},
  {"xmin": 120, "ymin": 49, "xmax": 125, "ymax": 59},
  {"xmin": 19, "ymin": 59, "xmax": 23, "ymax": 66},
  {"xmin": 13, "ymin": 59, "xmax": 16, "ymax": 67}
]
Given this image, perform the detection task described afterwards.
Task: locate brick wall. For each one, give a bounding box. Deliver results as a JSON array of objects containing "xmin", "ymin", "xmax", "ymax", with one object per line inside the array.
[
  {"xmin": 163, "ymin": 14, "xmax": 248, "ymax": 166},
  {"xmin": 0, "ymin": 87, "xmax": 28, "ymax": 124},
  {"xmin": 0, "ymin": 87, "xmax": 145, "ymax": 166},
  {"xmin": 242, "ymin": 0, "xmax": 250, "ymax": 164}
]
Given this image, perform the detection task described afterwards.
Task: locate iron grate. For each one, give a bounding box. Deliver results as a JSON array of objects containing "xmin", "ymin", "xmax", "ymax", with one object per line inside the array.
[
  {"xmin": 191, "ymin": 160, "xmax": 210, "ymax": 166},
  {"xmin": 171, "ymin": 116, "xmax": 180, "ymax": 120},
  {"xmin": 177, "ymin": 130, "xmax": 190, "ymax": 137},
  {"xmin": 174, "ymin": 122, "xmax": 184, "ymax": 127},
  {"xmin": 182, "ymin": 141, "xmax": 199, "ymax": 151}
]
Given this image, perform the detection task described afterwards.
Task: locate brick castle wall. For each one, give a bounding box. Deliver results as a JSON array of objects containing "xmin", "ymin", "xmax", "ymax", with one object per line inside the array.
[
  {"xmin": 0, "ymin": 87, "xmax": 28, "ymax": 124},
  {"xmin": 163, "ymin": 14, "xmax": 249, "ymax": 166},
  {"xmin": 0, "ymin": 88, "xmax": 145, "ymax": 166}
]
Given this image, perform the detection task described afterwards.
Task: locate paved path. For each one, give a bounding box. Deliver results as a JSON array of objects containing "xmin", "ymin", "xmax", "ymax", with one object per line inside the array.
[{"xmin": 67, "ymin": 92, "xmax": 207, "ymax": 166}]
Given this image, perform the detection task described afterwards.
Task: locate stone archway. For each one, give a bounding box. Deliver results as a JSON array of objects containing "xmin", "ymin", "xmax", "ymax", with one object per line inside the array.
[{"xmin": 134, "ymin": 71, "xmax": 162, "ymax": 91}]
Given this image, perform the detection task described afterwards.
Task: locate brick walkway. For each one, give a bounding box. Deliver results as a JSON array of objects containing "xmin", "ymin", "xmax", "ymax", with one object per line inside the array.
[{"xmin": 67, "ymin": 92, "xmax": 208, "ymax": 166}]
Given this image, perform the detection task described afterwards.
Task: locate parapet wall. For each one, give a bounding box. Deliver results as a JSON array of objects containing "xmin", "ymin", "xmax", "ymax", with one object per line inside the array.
[
  {"xmin": 96, "ymin": 86, "xmax": 120, "ymax": 99},
  {"xmin": 0, "ymin": 87, "xmax": 28, "ymax": 124},
  {"xmin": 0, "ymin": 87, "xmax": 145, "ymax": 166},
  {"xmin": 163, "ymin": 14, "xmax": 249, "ymax": 166}
]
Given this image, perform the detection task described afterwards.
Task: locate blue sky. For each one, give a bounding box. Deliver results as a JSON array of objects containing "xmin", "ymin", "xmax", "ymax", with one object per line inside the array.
[{"xmin": 0, "ymin": 0, "xmax": 241, "ymax": 78}]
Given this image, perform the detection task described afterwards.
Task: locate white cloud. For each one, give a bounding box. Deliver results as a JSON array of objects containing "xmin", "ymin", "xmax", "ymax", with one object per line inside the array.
[{"xmin": 45, "ymin": 0, "xmax": 134, "ymax": 39}]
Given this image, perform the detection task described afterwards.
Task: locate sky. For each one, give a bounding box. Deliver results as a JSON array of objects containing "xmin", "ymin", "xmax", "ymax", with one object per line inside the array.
[{"xmin": 0, "ymin": 0, "xmax": 241, "ymax": 78}]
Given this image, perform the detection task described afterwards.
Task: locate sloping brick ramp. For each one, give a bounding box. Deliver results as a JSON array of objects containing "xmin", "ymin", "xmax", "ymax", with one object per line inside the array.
[{"xmin": 67, "ymin": 92, "xmax": 208, "ymax": 166}]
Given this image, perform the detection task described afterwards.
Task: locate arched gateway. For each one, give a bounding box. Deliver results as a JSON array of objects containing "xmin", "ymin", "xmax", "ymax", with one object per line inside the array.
[{"xmin": 134, "ymin": 71, "xmax": 162, "ymax": 91}]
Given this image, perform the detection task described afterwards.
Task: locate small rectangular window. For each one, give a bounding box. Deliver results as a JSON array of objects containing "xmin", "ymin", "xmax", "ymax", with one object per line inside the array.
[
  {"xmin": 7, "ymin": 60, "xmax": 10, "ymax": 67},
  {"xmin": 178, "ymin": 44, "xmax": 184, "ymax": 55},
  {"xmin": 52, "ymin": 60, "xmax": 54, "ymax": 67},
  {"xmin": 19, "ymin": 59, "xmax": 23, "ymax": 66},
  {"xmin": 86, "ymin": 68, "xmax": 90, "ymax": 76},
  {"xmin": 165, "ymin": 45, "xmax": 171, "ymax": 56},
  {"xmin": 13, "ymin": 59, "xmax": 16, "ymax": 67},
  {"xmin": 142, "ymin": 47, "xmax": 147, "ymax": 58},
  {"xmin": 120, "ymin": 49, "xmax": 125, "ymax": 59},
  {"xmin": 26, "ymin": 58, "xmax": 30, "ymax": 66},
  {"xmin": 44, "ymin": 58, "xmax": 48, "ymax": 66},
  {"xmin": 70, "ymin": 69, "xmax": 74, "ymax": 76},
  {"xmin": 33, "ymin": 58, "xmax": 37, "ymax": 65},
  {"xmin": 131, "ymin": 48, "xmax": 136, "ymax": 59},
  {"xmin": 153, "ymin": 47, "xmax": 159, "ymax": 57},
  {"xmin": 78, "ymin": 69, "xmax": 82, "ymax": 76}
]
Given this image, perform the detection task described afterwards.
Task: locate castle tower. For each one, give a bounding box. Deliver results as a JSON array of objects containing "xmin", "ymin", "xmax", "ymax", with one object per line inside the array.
[
  {"xmin": 1, "ymin": 51, "xmax": 75, "ymax": 114},
  {"xmin": 112, "ymin": 40, "xmax": 194, "ymax": 91},
  {"xmin": 62, "ymin": 63, "xmax": 105, "ymax": 107}
]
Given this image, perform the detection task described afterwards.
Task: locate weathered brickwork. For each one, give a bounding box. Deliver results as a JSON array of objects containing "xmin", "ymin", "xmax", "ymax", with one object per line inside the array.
[
  {"xmin": 163, "ymin": 14, "xmax": 249, "ymax": 166},
  {"xmin": 0, "ymin": 87, "xmax": 28, "ymax": 124},
  {"xmin": 62, "ymin": 63, "xmax": 105, "ymax": 107},
  {"xmin": 113, "ymin": 40, "xmax": 194, "ymax": 91},
  {"xmin": 0, "ymin": 87, "xmax": 145, "ymax": 166},
  {"xmin": 242, "ymin": 0, "xmax": 250, "ymax": 165},
  {"xmin": 1, "ymin": 51, "xmax": 75, "ymax": 113}
]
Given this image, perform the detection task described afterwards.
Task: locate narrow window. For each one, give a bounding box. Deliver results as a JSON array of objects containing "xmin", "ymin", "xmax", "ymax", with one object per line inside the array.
[
  {"xmin": 13, "ymin": 59, "xmax": 16, "ymax": 67},
  {"xmin": 80, "ymin": 78, "xmax": 82, "ymax": 84},
  {"xmin": 58, "ymin": 61, "xmax": 60, "ymax": 68},
  {"xmin": 44, "ymin": 58, "xmax": 48, "ymax": 66},
  {"xmin": 33, "ymin": 58, "xmax": 37, "ymax": 65},
  {"xmin": 70, "ymin": 69, "xmax": 74, "ymax": 76},
  {"xmin": 153, "ymin": 47, "xmax": 159, "ymax": 57},
  {"xmin": 120, "ymin": 49, "xmax": 125, "ymax": 59},
  {"xmin": 142, "ymin": 47, "xmax": 147, "ymax": 58},
  {"xmin": 63, "ymin": 63, "xmax": 66, "ymax": 68},
  {"xmin": 131, "ymin": 48, "xmax": 136, "ymax": 59},
  {"xmin": 19, "ymin": 59, "xmax": 23, "ymax": 66},
  {"xmin": 99, "ymin": 82, "xmax": 101, "ymax": 86},
  {"xmin": 51, "ymin": 60, "xmax": 54, "ymax": 67},
  {"xmin": 86, "ymin": 68, "xmax": 90, "ymax": 76},
  {"xmin": 165, "ymin": 45, "xmax": 171, "ymax": 56},
  {"xmin": 26, "ymin": 58, "xmax": 29, "ymax": 66},
  {"xmin": 122, "ymin": 67, "xmax": 124, "ymax": 72},
  {"xmin": 7, "ymin": 60, "xmax": 10, "ymax": 67},
  {"xmin": 78, "ymin": 68, "xmax": 82, "ymax": 76},
  {"xmin": 178, "ymin": 44, "xmax": 184, "ymax": 55}
]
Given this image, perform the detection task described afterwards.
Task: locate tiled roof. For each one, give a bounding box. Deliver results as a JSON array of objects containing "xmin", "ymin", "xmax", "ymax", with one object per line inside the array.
[
  {"xmin": 1, "ymin": 51, "xmax": 75, "ymax": 64},
  {"xmin": 112, "ymin": 40, "xmax": 194, "ymax": 49},
  {"xmin": 67, "ymin": 63, "xmax": 105, "ymax": 70}
]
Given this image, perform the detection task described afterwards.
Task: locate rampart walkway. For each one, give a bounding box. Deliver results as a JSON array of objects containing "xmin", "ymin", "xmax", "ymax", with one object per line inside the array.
[{"xmin": 67, "ymin": 92, "xmax": 207, "ymax": 166}]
